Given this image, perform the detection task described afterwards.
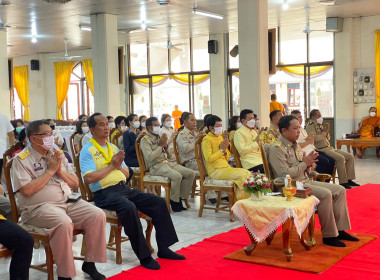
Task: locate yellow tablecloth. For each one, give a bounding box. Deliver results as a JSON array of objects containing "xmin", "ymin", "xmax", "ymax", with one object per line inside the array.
[{"xmin": 232, "ymin": 195, "xmax": 319, "ymax": 242}]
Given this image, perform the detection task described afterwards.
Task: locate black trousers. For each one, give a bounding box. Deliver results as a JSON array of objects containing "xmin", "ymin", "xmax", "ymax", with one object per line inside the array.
[
  {"xmin": 316, "ymin": 152, "xmax": 335, "ymax": 175},
  {"xmin": 93, "ymin": 183, "xmax": 179, "ymax": 260},
  {"xmin": 0, "ymin": 220, "xmax": 34, "ymax": 280},
  {"xmin": 248, "ymin": 164, "xmax": 265, "ymax": 174}
]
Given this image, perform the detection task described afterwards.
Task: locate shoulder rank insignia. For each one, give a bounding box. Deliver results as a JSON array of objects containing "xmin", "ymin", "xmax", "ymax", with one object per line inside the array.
[
  {"xmin": 18, "ymin": 150, "xmax": 30, "ymax": 160},
  {"xmin": 144, "ymin": 135, "xmax": 149, "ymax": 139},
  {"xmin": 275, "ymin": 140, "xmax": 282, "ymax": 147}
]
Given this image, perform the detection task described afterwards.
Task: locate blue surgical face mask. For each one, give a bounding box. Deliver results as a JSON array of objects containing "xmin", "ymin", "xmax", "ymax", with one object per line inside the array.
[{"xmin": 16, "ymin": 126, "xmax": 24, "ymax": 133}]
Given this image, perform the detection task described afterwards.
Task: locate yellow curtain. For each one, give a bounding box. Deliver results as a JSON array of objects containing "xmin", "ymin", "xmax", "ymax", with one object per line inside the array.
[
  {"xmin": 134, "ymin": 75, "xmax": 167, "ymax": 85},
  {"xmin": 375, "ymin": 31, "xmax": 380, "ymax": 116},
  {"xmin": 279, "ymin": 65, "xmax": 332, "ymax": 76},
  {"xmin": 172, "ymin": 74, "xmax": 210, "ymax": 84},
  {"xmin": 13, "ymin": 66, "xmax": 30, "ymax": 121},
  {"xmin": 82, "ymin": 59, "xmax": 94, "ymax": 96},
  {"xmin": 54, "ymin": 61, "xmax": 74, "ymax": 120}
]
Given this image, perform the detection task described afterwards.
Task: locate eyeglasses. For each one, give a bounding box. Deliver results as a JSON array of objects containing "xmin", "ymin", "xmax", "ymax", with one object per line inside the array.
[{"xmin": 34, "ymin": 131, "xmax": 54, "ymax": 137}]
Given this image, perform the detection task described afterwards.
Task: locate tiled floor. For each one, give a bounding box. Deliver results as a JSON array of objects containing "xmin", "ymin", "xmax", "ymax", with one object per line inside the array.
[{"xmin": 0, "ymin": 155, "xmax": 379, "ymax": 279}]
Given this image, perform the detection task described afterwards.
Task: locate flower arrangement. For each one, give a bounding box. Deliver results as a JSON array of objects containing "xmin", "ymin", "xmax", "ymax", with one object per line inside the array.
[{"xmin": 243, "ymin": 172, "xmax": 272, "ymax": 198}]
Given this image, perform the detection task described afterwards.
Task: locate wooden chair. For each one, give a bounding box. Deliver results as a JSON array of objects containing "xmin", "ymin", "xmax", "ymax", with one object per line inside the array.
[
  {"xmin": 78, "ymin": 134, "xmax": 86, "ymax": 151},
  {"xmin": 75, "ymin": 153, "xmax": 154, "ymax": 264},
  {"xmin": 69, "ymin": 132, "xmax": 77, "ymax": 159},
  {"xmin": 111, "ymin": 131, "xmax": 123, "ymax": 148},
  {"xmin": 194, "ymin": 135, "xmax": 235, "ymax": 222},
  {"xmin": 173, "ymin": 133, "xmax": 200, "ymax": 198},
  {"xmin": 135, "ymin": 135, "xmax": 172, "ymax": 212},
  {"xmin": 3, "ymin": 145, "xmax": 85, "ymax": 280},
  {"xmin": 109, "ymin": 128, "xmax": 116, "ymax": 142},
  {"xmin": 229, "ymin": 138, "xmax": 242, "ymax": 168}
]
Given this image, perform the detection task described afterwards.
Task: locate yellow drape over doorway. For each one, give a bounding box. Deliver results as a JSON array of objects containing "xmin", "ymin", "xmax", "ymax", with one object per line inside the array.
[
  {"xmin": 13, "ymin": 65, "xmax": 30, "ymax": 121},
  {"xmin": 54, "ymin": 61, "xmax": 74, "ymax": 120},
  {"xmin": 375, "ymin": 31, "xmax": 380, "ymax": 116},
  {"xmin": 82, "ymin": 59, "xmax": 94, "ymax": 96}
]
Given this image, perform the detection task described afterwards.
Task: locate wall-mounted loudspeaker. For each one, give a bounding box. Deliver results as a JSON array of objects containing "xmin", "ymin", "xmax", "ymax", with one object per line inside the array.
[
  {"xmin": 208, "ymin": 40, "xmax": 218, "ymax": 54},
  {"xmin": 31, "ymin": 59, "xmax": 40, "ymax": 71}
]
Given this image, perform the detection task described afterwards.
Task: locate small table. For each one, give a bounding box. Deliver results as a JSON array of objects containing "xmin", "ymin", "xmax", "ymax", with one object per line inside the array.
[
  {"xmin": 232, "ymin": 195, "xmax": 319, "ymax": 262},
  {"xmin": 336, "ymin": 137, "xmax": 380, "ymax": 157}
]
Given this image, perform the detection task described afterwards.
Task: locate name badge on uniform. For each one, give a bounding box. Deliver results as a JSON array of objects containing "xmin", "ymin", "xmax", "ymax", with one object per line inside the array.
[
  {"xmin": 296, "ymin": 149, "xmax": 303, "ymax": 161},
  {"xmin": 33, "ymin": 162, "xmax": 43, "ymax": 171}
]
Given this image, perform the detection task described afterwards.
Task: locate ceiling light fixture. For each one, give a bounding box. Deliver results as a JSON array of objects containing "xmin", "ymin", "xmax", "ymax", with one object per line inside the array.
[
  {"xmin": 31, "ymin": 37, "xmax": 37, "ymax": 43},
  {"xmin": 192, "ymin": 9, "xmax": 224, "ymax": 20},
  {"xmin": 42, "ymin": 0, "xmax": 72, "ymax": 3},
  {"xmin": 79, "ymin": 25, "xmax": 91, "ymax": 31},
  {"xmin": 141, "ymin": 22, "xmax": 147, "ymax": 30},
  {"xmin": 282, "ymin": 0, "xmax": 289, "ymax": 10}
]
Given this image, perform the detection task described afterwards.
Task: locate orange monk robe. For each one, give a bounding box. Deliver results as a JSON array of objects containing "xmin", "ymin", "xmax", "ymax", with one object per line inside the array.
[
  {"xmin": 269, "ymin": 101, "xmax": 285, "ymax": 114},
  {"xmin": 353, "ymin": 116, "xmax": 380, "ymax": 149},
  {"xmin": 172, "ymin": 109, "xmax": 182, "ymax": 130}
]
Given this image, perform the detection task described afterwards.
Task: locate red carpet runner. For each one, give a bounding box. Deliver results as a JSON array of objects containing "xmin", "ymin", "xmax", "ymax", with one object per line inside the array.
[{"xmin": 108, "ymin": 184, "xmax": 380, "ymax": 280}]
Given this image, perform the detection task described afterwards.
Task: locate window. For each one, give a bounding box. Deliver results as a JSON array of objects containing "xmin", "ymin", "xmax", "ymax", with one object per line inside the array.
[
  {"xmin": 193, "ymin": 74, "xmax": 211, "ymax": 119},
  {"xmin": 132, "ymin": 79, "xmax": 151, "ymax": 116},
  {"xmin": 130, "ymin": 44, "xmax": 148, "ymax": 75},
  {"xmin": 192, "ymin": 36, "xmax": 210, "ymax": 71},
  {"xmin": 269, "ymin": 84, "xmax": 276, "ymax": 95},
  {"xmin": 231, "ymin": 73, "xmax": 240, "ymax": 115},
  {"xmin": 62, "ymin": 62, "xmax": 94, "ymax": 121},
  {"xmin": 287, "ymin": 83, "xmax": 301, "ymax": 107},
  {"xmin": 12, "ymin": 89, "xmax": 23, "ymax": 120},
  {"xmin": 170, "ymin": 38, "xmax": 190, "ymax": 73},
  {"xmin": 149, "ymin": 42, "xmax": 169, "ymax": 75},
  {"xmin": 229, "ymin": 32, "xmax": 239, "ymax": 69}
]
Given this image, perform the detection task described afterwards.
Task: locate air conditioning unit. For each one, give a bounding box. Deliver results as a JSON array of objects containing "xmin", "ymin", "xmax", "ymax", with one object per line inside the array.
[
  {"xmin": 157, "ymin": 0, "xmax": 169, "ymax": 5},
  {"xmin": 326, "ymin": 17, "xmax": 343, "ymax": 32}
]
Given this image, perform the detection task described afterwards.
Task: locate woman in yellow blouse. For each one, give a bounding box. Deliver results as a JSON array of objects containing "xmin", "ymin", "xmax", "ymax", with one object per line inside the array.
[{"xmin": 202, "ymin": 115, "xmax": 251, "ymax": 201}]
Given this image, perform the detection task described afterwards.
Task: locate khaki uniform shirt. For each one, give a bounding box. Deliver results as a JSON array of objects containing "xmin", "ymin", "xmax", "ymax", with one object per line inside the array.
[
  {"xmin": 176, "ymin": 127, "xmax": 198, "ymax": 164},
  {"xmin": 140, "ymin": 131, "xmax": 169, "ymax": 170},
  {"xmin": 305, "ymin": 119, "xmax": 331, "ymax": 150},
  {"xmin": 11, "ymin": 145, "xmax": 74, "ymax": 213},
  {"xmin": 268, "ymin": 135, "xmax": 308, "ymax": 181}
]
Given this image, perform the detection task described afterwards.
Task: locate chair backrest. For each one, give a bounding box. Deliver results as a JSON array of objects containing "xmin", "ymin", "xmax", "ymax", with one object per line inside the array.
[
  {"xmin": 74, "ymin": 153, "xmax": 94, "ymax": 202},
  {"xmin": 2, "ymin": 151, "xmax": 19, "ymax": 223},
  {"xmin": 260, "ymin": 143, "xmax": 273, "ymax": 181},
  {"xmin": 135, "ymin": 134, "xmax": 149, "ymax": 175},
  {"xmin": 229, "ymin": 137, "xmax": 242, "ymax": 168},
  {"xmin": 78, "ymin": 134, "xmax": 85, "ymax": 152},
  {"xmin": 69, "ymin": 132, "xmax": 77, "ymax": 158},
  {"xmin": 172, "ymin": 133, "xmax": 181, "ymax": 165},
  {"xmin": 194, "ymin": 134, "xmax": 207, "ymax": 181},
  {"xmin": 2, "ymin": 142, "xmax": 21, "ymax": 164},
  {"xmin": 111, "ymin": 131, "xmax": 123, "ymax": 148},
  {"xmin": 109, "ymin": 128, "xmax": 116, "ymax": 142}
]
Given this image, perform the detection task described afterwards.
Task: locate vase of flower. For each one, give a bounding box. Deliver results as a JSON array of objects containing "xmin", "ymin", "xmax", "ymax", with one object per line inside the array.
[
  {"xmin": 243, "ymin": 171, "xmax": 272, "ymax": 200},
  {"xmin": 250, "ymin": 191, "xmax": 263, "ymax": 201}
]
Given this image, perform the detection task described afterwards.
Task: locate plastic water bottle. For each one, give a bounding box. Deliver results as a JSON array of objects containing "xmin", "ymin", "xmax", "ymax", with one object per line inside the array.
[{"xmin": 284, "ymin": 174, "xmax": 291, "ymax": 187}]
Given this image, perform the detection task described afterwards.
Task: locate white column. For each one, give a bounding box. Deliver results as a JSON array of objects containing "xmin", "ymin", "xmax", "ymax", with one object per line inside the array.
[
  {"xmin": 91, "ymin": 13, "xmax": 120, "ymax": 116},
  {"xmin": 0, "ymin": 31, "xmax": 10, "ymax": 117},
  {"xmin": 238, "ymin": 0, "xmax": 269, "ymax": 126},
  {"xmin": 209, "ymin": 33, "xmax": 229, "ymax": 128},
  {"xmin": 334, "ymin": 18, "xmax": 354, "ymax": 146}
]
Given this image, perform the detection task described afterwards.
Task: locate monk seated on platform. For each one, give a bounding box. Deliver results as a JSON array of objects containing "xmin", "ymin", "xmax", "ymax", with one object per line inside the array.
[{"xmin": 352, "ymin": 107, "xmax": 380, "ymax": 158}]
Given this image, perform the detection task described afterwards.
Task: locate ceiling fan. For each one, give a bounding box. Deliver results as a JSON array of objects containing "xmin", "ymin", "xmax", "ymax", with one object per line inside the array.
[
  {"xmin": 48, "ymin": 39, "xmax": 82, "ymax": 61},
  {"xmin": 318, "ymin": 0, "xmax": 368, "ymax": 5}
]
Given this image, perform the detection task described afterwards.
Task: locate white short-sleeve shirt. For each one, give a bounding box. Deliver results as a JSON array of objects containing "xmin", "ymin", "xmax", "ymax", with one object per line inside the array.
[{"xmin": 0, "ymin": 113, "xmax": 15, "ymax": 159}]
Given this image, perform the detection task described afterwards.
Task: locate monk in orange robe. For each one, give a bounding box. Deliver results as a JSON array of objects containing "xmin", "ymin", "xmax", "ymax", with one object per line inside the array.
[
  {"xmin": 353, "ymin": 107, "xmax": 380, "ymax": 158},
  {"xmin": 269, "ymin": 93, "xmax": 285, "ymax": 114},
  {"xmin": 171, "ymin": 105, "xmax": 182, "ymax": 131}
]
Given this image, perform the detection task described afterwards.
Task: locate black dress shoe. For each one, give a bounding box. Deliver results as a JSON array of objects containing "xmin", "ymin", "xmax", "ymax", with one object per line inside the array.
[
  {"xmin": 323, "ymin": 237, "xmax": 346, "ymax": 247},
  {"xmin": 208, "ymin": 198, "xmax": 217, "ymax": 204},
  {"xmin": 170, "ymin": 200, "xmax": 182, "ymax": 212},
  {"xmin": 337, "ymin": 230, "xmax": 359, "ymax": 241},
  {"xmin": 341, "ymin": 183, "xmax": 352, "ymax": 189},
  {"xmin": 221, "ymin": 196, "xmax": 229, "ymax": 202},
  {"xmin": 347, "ymin": 180, "xmax": 360, "ymax": 186},
  {"xmin": 179, "ymin": 199, "xmax": 187, "ymax": 210}
]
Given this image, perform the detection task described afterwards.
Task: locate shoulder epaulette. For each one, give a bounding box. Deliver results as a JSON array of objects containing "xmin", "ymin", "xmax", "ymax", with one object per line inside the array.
[
  {"xmin": 144, "ymin": 135, "xmax": 149, "ymax": 139},
  {"xmin": 17, "ymin": 150, "xmax": 30, "ymax": 160},
  {"xmin": 179, "ymin": 130, "xmax": 185, "ymax": 134},
  {"xmin": 275, "ymin": 140, "xmax": 282, "ymax": 147}
]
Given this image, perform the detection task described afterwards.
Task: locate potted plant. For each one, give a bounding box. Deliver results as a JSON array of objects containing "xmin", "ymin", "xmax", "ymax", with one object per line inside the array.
[{"xmin": 243, "ymin": 172, "xmax": 272, "ymax": 200}]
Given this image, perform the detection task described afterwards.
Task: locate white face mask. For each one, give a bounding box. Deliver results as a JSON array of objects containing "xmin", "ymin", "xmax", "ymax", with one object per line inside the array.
[
  {"xmin": 247, "ymin": 119, "xmax": 256, "ymax": 128},
  {"xmin": 35, "ymin": 135, "xmax": 55, "ymax": 151},
  {"xmin": 236, "ymin": 122, "xmax": 242, "ymax": 129},
  {"xmin": 316, "ymin": 117, "xmax": 323, "ymax": 125},
  {"xmin": 109, "ymin": 122, "xmax": 115, "ymax": 128},
  {"xmin": 152, "ymin": 126, "xmax": 160, "ymax": 135},
  {"xmin": 164, "ymin": 121, "xmax": 172, "ymax": 128},
  {"xmin": 214, "ymin": 126, "xmax": 223, "ymax": 136},
  {"xmin": 133, "ymin": 121, "xmax": 140, "ymax": 129},
  {"xmin": 120, "ymin": 125, "xmax": 126, "ymax": 131},
  {"xmin": 141, "ymin": 122, "xmax": 146, "ymax": 128},
  {"xmin": 370, "ymin": 112, "xmax": 376, "ymax": 117},
  {"xmin": 82, "ymin": 127, "xmax": 89, "ymax": 134}
]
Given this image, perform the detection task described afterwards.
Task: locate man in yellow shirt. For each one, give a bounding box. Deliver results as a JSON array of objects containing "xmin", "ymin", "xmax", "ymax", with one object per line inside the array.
[
  {"xmin": 202, "ymin": 115, "xmax": 251, "ymax": 201},
  {"xmin": 269, "ymin": 93, "xmax": 285, "ymax": 114},
  {"xmin": 233, "ymin": 109, "xmax": 264, "ymax": 173}
]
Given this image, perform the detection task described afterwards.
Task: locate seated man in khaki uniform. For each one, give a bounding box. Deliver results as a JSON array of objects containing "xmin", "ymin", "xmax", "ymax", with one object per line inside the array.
[
  {"xmin": 11, "ymin": 120, "xmax": 107, "ymax": 280},
  {"xmin": 140, "ymin": 117, "xmax": 195, "ymax": 212},
  {"xmin": 269, "ymin": 115, "xmax": 359, "ymax": 247},
  {"xmin": 306, "ymin": 109, "xmax": 359, "ymax": 189},
  {"xmin": 260, "ymin": 110, "xmax": 282, "ymax": 145}
]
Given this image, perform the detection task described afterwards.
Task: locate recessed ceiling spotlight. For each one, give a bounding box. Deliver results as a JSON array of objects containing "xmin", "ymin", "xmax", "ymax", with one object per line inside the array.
[
  {"xmin": 282, "ymin": 0, "xmax": 289, "ymax": 10},
  {"xmin": 31, "ymin": 37, "xmax": 37, "ymax": 43}
]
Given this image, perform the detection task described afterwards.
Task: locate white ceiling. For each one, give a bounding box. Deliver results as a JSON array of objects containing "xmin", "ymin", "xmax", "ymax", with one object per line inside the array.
[{"xmin": 3, "ymin": 0, "xmax": 380, "ymax": 57}]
